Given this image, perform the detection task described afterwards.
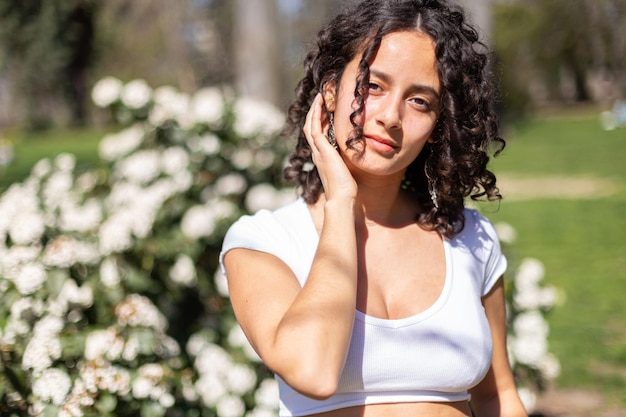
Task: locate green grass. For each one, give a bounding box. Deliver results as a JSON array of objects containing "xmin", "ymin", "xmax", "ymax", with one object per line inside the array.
[
  {"xmin": 0, "ymin": 128, "xmax": 104, "ymax": 191},
  {"xmin": 493, "ymin": 114, "xmax": 626, "ymax": 178},
  {"xmin": 481, "ymin": 111, "xmax": 626, "ymax": 405}
]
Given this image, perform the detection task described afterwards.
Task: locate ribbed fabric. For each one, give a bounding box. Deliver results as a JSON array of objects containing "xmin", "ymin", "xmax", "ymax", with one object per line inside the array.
[{"xmin": 220, "ymin": 199, "xmax": 507, "ymax": 417}]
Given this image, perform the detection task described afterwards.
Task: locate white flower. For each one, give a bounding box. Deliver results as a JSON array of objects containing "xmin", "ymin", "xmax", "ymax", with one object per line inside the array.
[
  {"xmin": 13, "ymin": 262, "xmax": 47, "ymax": 295},
  {"xmin": 22, "ymin": 335, "xmax": 62, "ymax": 374},
  {"xmin": 537, "ymin": 352, "xmax": 561, "ymax": 380},
  {"xmin": 106, "ymin": 181, "xmax": 142, "ymax": 207},
  {"xmin": 59, "ymin": 279, "xmax": 94, "ymax": 308},
  {"xmin": 32, "ymin": 368, "xmax": 72, "ymax": 405},
  {"xmin": 245, "ymin": 184, "xmax": 296, "ymax": 213},
  {"xmin": 196, "ymin": 374, "xmax": 227, "ymax": 407},
  {"xmin": 513, "ymin": 310, "xmax": 549, "ymax": 337},
  {"xmin": 160, "ymin": 392, "xmax": 176, "ymax": 408},
  {"xmin": 84, "ymin": 328, "xmax": 124, "ymax": 361},
  {"xmin": 132, "ymin": 376, "xmax": 154, "ymax": 399},
  {"xmin": 115, "ymin": 294, "xmax": 168, "ymax": 331},
  {"xmin": 99, "ymin": 124, "xmax": 145, "ymax": 161},
  {"xmin": 121, "ymin": 78, "xmax": 152, "ymax": 109},
  {"xmin": 140, "ymin": 363, "xmax": 165, "ymax": 380},
  {"xmin": 122, "ymin": 336, "xmax": 139, "ymax": 361},
  {"xmin": 115, "ymin": 149, "xmax": 162, "ymax": 185},
  {"xmin": 495, "ymin": 222, "xmax": 517, "ymax": 244},
  {"xmin": 98, "ymin": 212, "xmax": 133, "ymax": 254},
  {"xmin": 181, "ymin": 374, "xmax": 199, "ymax": 402},
  {"xmin": 226, "ymin": 363, "xmax": 257, "ymax": 395},
  {"xmin": 188, "ymin": 133, "xmax": 221, "ymax": 156},
  {"xmin": 214, "ymin": 268, "xmax": 229, "ymax": 297},
  {"xmin": 180, "ymin": 206, "xmax": 216, "ymax": 240},
  {"xmin": 2, "ymin": 318, "xmax": 30, "ymax": 344},
  {"xmin": 1, "ymin": 245, "xmax": 41, "ymax": 279},
  {"xmin": 514, "ymin": 285, "xmax": 558, "ymax": 311},
  {"xmin": 537, "ymin": 286, "xmax": 558, "ymax": 309},
  {"xmin": 9, "ymin": 210, "xmax": 45, "ymax": 245},
  {"xmin": 228, "ymin": 324, "xmax": 261, "ymax": 362},
  {"xmin": 43, "ymin": 171, "xmax": 73, "ymax": 209},
  {"xmin": 91, "ymin": 76, "xmax": 123, "ymax": 107},
  {"xmin": 510, "ymin": 334, "xmax": 548, "ymax": 366},
  {"xmin": 216, "ymin": 394, "xmax": 246, "ymax": 417},
  {"xmin": 99, "ymin": 257, "xmax": 122, "ymax": 287},
  {"xmin": 33, "ymin": 315, "xmax": 64, "ymax": 338},
  {"xmin": 80, "ymin": 361, "xmax": 131, "ymax": 395},
  {"xmin": 233, "ymin": 97, "xmax": 285, "ymax": 137},
  {"xmin": 42, "ymin": 236, "xmax": 100, "ymax": 268},
  {"xmin": 190, "ymin": 87, "xmax": 225, "ymax": 127},
  {"xmin": 515, "ymin": 258, "xmax": 545, "ymax": 289},
  {"xmin": 186, "ymin": 332, "xmax": 210, "ymax": 357},
  {"xmin": 31, "ymin": 158, "xmax": 52, "ymax": 178},
  {"xmin": 161, "ymin": 146, "xmax": 190, "ymax": 175},
  {"xmin": 246, "ymin": 408, "xmax": 278, "ymax": 417},
  {"xmin": 231, "ymin": 148, "xmax": 254, "ymax": 170},
  {"xmin": 169, "ymin": 254, "xmax": 197, "ymax": 286},
  {"xmin": 55, "ymin": 153, "xmax": 76, "ymax": 172},
  {"xmin": 10, "ymin": 297, "xmax": 44, "ymax": 321},
  {"xmin": 149, "ymin": 86, "xmax": 190, "ymax": 126},
  {"xmin": 254, "ymin": 378, "xmax": 279, "ymax": 409},
  {"xmin": 75, "ymin": 171, "xmax": 98, "ymax": 193},
  {"xmin": 516, "ymin": 387, "xmax": 537, "ymax": 413},
  {"xmin": 156, "ymin": 334, "xmax": 181, "ymax": 357},
  {"xmin": 513, "ymin": 286, "xmax": 543, "ymax": 310},
  {"xmin": 215, "ymin": 173, "xmax": 247, "ymax": 196},
  {"xmin": 302, "ymin": 161, "xmax": 315, "ymax": 172},
  {"xmin": 194, "ymin": 343, "xmax": 232, "ymax": 376},
  {"xmin": 59, "ymin": 199, "xmax": 103, "ymax": 233},
  {"xmin": 253, "ymin": 149, "xmax": 276, "ymax": 170}
]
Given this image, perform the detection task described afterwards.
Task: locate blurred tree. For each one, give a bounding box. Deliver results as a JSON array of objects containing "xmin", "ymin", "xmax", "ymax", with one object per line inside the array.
[
  {"xmin": 93, "ymin": 0, "xmax": 200, "ymax": 94},
  {"xmin": 234, "ymin": 0, "xmax": 280, "ymax": 103},
  {"xmin": 0, "ymin": 0, "xmax": 97, "ymax": 129},
  {"xmin": 493, "ymin": 0, "xmax": 626, "ymax": 121}
]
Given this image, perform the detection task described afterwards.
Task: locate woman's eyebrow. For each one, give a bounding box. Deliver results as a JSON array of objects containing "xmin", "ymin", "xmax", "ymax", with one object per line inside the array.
[{"xmin": 369, "ymin": 68, "xmax": 441, "ymax": 100}]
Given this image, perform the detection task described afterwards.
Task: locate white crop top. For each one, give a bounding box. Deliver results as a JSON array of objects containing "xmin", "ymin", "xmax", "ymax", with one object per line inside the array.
[{"xmin": 220, "ymin": 198, "xmax": 507, "ymax": 417}]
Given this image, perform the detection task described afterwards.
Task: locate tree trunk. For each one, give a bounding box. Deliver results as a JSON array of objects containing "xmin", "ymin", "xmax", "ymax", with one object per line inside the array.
[{"xmin": 233, "ymin": 0, "xmax": 280, "ymax": 104}]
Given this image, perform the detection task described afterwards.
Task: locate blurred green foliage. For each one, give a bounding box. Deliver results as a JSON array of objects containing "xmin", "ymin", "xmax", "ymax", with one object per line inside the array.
[{"xmin": 0, "ymin": 0, "xmax": 97, "ymax": 128}]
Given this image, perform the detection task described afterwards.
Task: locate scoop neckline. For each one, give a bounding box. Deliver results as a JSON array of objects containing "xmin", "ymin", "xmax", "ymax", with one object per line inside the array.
[{"xmin": 298, "ymin": 198, "xmax": 452, "ymax": 328}]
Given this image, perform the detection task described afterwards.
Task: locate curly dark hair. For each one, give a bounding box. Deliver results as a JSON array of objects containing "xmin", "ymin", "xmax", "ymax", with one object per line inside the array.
[{"xmin": 283, "ymin": 0, "xmax": 504, "ymax": 238}]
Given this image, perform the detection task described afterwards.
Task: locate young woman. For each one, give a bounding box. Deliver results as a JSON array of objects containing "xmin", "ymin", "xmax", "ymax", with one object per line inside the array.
[{"xmin": 220, "ymin": 1, "xmax": 528, "ymax": 416}]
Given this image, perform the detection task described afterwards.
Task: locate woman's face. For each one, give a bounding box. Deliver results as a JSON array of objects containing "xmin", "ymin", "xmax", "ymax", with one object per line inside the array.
[{"xmin": 327, "ymin": 30, "xmax": 441, "ymax": 181}]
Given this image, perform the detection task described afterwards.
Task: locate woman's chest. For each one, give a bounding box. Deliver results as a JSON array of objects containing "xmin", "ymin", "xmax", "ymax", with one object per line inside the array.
[{"xmin": 356, "ymin": 226, "xmax": 446, "ymax": 320}]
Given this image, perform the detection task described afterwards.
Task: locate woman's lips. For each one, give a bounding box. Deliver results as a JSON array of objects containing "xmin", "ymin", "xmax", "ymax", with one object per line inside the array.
[{"xmin": 365, "ymin": 135, "xmax": 397, "ymax": 153}]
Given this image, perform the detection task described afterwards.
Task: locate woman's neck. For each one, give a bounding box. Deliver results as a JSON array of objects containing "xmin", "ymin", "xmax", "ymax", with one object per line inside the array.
[{"xmin": 351, "ymin": 174, "xmax": 416, "ymax": 228}]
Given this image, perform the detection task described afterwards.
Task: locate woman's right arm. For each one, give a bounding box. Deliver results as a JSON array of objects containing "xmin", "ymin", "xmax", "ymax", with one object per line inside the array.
[{"xmin": 224, "ymin": 94, "xmax": 359, "ymax": 399}]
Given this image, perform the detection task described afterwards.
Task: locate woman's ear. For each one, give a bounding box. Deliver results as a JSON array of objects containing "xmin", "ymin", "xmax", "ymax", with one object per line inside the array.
[{"xmin": 322, "ymin": 81, "xmax": 337, "ymax": 112}]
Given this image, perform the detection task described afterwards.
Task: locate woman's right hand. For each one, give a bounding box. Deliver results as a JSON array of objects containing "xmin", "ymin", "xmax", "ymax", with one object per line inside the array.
[{"xmin": 304, "ymin": 94, "xmax": 357, "ymax": 202}]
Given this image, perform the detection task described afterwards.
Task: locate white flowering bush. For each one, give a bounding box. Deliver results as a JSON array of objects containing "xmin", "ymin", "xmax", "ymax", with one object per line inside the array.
[
  {"xmin": 495, "ymin": 222, "xmax": 562, "ymax": 412},
  {"xmin": 0, "ymin": 77, "xmax": 294, "ymax": 417}
]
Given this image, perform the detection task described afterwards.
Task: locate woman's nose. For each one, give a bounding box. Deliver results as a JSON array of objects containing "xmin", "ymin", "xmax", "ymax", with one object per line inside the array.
[{"xmin": 375, "ymin": 94, "xmax": 402, "ymax": 130}]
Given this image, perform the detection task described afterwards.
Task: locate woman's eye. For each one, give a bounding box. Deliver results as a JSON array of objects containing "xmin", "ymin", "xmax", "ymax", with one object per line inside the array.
[
  {"xmin": 368, "ymin": 82, "xmax": 382, "ymax": 91},
  {"xmin": 411, "ymin": 97, "xmax": 431, "ymax": 109}
]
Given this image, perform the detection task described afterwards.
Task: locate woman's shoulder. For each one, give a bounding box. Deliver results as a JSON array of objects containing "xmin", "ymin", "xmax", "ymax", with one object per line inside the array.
[
  {"xmin": 221, "ymin": 198, "xmax": 311, "ymax": 253},
  {"xmin": 453, "ymin": 207, "xmax": 501, "ymax": 247}
]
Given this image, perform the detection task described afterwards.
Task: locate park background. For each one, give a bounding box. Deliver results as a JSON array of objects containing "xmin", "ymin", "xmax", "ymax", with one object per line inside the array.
[{"xmin": 0, "ymin": 1, "xmax": 624, "ymax": 416}]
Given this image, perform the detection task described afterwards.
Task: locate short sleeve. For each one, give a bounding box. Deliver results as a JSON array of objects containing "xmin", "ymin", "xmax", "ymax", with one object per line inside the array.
[
  {"xmin": 219, "ymin": 210, "xmax": 283, "ymax": 276},
  {"xmin": 474, "ymin": 211, "xmax": 508, "ymax": 296}
]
